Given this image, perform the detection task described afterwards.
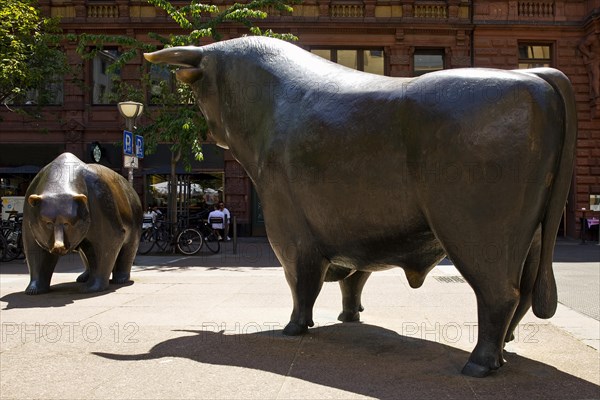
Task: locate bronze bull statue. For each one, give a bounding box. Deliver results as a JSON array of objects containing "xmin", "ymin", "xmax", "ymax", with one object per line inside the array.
[{"xmin": 144, "ymin": 36, "xmax": 576, "ymax": 377}]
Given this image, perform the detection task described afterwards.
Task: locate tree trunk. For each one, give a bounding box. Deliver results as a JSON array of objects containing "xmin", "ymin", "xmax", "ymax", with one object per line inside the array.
[{"xmin": 169, "ymin": 147, "xmax": 181, "ymax": 238}]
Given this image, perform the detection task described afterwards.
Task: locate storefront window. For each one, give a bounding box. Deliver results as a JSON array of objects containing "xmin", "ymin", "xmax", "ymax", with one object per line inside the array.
[{"xmin": 146, "ymin": 172, "xmax": 224, "ymax": 216}]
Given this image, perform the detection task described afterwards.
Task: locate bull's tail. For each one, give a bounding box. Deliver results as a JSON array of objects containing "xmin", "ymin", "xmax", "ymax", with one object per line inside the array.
[{"xmin": 524, "ymin": 68, "xmax": 577, "ymax": 319}]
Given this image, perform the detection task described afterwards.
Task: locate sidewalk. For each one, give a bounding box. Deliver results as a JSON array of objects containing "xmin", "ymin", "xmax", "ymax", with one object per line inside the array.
[{"xmin": 0, "ymin": 238, "xmax": 598, "ymax": 399}]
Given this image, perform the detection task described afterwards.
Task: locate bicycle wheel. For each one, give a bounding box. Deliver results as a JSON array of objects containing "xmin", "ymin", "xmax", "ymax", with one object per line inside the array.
[
  {"xmin": 4, "ymin": 231, "xmax": 20, "ymax": 262},
  {"xmin": 137, "ymin": 228, "xmax": 155, "ymax": 255},
  {"xmin": 0, "ymin": 234, "xmax": 7, "ymax": 262},
  {"xmin": 177, "ymin": 228, "xmax": 203, "ymax": 255},
  {"xmin": 203, "ymin": 231, "xmax": 221, "ymax": 254},
  {"xmin": 153, "ymin": 225, "xmax": 170, "ymax": 252}
]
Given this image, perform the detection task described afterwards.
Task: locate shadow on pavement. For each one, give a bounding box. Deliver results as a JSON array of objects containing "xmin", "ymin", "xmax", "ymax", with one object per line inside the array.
[
  {"xmin": 93, "ymin": 323, "xmax": 599, "ymax": 399},
  {"xmin": 0, "ymin": 280, "xmax": 132, "ymax": 310}
]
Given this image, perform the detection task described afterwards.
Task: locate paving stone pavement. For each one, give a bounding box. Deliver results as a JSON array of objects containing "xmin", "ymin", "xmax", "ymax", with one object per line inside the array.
[{"xmin": 0, "ymin": 238, "xmax": 598, "ymax": 399}]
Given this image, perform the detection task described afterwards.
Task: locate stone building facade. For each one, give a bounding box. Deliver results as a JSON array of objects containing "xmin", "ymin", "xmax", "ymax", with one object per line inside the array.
[{"xmin": 1, "ymin": 0, "xmax": 599, "ymax": 238}]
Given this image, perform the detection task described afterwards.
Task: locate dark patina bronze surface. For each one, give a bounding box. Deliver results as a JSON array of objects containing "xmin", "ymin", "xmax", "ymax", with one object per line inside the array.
[
  {"xmin": 23, "ymin": 153, "xmax": 142, "ymax": 295},
  {"xmin": 145, "ymin": 37, "xmax": 576, "ymax": 377}
]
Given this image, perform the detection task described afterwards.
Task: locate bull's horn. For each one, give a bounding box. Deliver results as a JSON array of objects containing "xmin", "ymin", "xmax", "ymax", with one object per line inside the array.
[
  {"xmin": 144, "ymin": 46, "xmax": 203, "ymax": 67},
  {"xmin": 28, "ymin": 194, "xmax": 43, "ymax": 207}
]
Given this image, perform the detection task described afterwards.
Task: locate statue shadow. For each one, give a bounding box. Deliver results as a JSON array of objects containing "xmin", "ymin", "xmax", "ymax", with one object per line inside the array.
[
  {"xmin": 94, "ymin": 323, "xmax": 599, "ymax": 399},
  {"xmin": 0, "ymin": 281, "xmax": 133, "ymax": 310}
]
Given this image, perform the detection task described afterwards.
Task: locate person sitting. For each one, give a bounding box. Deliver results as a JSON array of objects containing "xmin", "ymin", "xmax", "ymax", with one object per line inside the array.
[
  {"xmin": 208, "ymin": 204, "xmax": 225, "ymax": 240},
  {"xmin": 219, "ymin": 202, "xmax": 231, "ymax": 241}
]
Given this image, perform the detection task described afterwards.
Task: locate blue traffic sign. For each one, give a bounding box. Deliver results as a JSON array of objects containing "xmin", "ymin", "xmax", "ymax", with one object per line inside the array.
[
  {"xmin": 123, "ymin": 130, "xmax": 133, "ymax": 156},
  {"xmin": 135, "ymin": 135, "xmax": 144, "ymax": 159}
]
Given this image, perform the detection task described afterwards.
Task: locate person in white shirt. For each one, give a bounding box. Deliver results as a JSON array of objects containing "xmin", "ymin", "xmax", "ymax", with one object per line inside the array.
[
  {"xmin": 208, "ymin": 204, "xmax": 225, "ymax": 240},
  {"xmin": 219, "ymin": 202, "xmax": 231, "ymax": 241}
]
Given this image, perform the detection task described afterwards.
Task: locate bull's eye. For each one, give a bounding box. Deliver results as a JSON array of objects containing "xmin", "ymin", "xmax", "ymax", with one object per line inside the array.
[{"xmin": 45, "ymin": 221, "xmax": 53, "ymax": 228}]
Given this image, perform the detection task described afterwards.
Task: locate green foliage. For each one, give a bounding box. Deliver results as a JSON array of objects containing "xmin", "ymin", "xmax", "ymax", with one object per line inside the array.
[
  {"xmin": 0, "ymin": 0, "xmax": 68, "ymax": 106},
  {"xmin": 73, "ymin": 0, "xmax": 298, "ymax": 170}
]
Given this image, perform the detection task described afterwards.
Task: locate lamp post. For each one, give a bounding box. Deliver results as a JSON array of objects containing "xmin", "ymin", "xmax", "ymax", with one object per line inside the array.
[{"xmin": 117, "ymin": 101, "xmax": 144, "ymax": 185}]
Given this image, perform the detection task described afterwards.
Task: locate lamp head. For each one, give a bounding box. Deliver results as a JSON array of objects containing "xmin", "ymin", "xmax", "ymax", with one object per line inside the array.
[{"xmin": 117, "ymin": 101, "xmax": 144, "ymax": 119}]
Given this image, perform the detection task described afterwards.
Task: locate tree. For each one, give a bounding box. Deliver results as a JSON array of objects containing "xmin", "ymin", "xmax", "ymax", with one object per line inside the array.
[
  {"xmin": 0, "ymin": 0, "xmax": 67, "ymax": 108},
  {"xmin": 73, "ymin": 0, "xmax": 298, "ymax": 229}
]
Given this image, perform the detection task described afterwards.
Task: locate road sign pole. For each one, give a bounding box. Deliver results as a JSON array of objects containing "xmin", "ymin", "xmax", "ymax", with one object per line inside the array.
[{"xmin": 123, "ymin": 126, "xmax": 134, "ymax": 186}]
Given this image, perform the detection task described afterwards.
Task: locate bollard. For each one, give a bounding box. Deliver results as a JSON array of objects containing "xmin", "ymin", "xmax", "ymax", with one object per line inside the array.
[{"xmin": 233, "ymin": 216, "xmax": 237, "ymax": 254}]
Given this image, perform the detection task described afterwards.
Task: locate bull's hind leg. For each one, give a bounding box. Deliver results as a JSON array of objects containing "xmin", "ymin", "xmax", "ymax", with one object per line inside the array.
[
  {"xmin": 281, "ymin": 247, "xmax": 329, "ymax": 336},
  {"xmin": 446, "ymin": 238, "xmax": 525, "ymax": 377},
  {"xmin": 338, "ymin": 271, "xmax": 371, "ymax": 322}
]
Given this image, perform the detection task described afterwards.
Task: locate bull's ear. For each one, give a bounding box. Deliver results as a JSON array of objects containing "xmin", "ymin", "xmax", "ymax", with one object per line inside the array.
[
  {"xmin": 73, "ymin": 194, "xmax": 88, "ymax": 205},
  {"xmin": 28, "ymin": 194, "xmax": 43, "ymax": 207},
  {"xmin": 176, "ymin": 68, "xmax": 203, "ymax": 85}
]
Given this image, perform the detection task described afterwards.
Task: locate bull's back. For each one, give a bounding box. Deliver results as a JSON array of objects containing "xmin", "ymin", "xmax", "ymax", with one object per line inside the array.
[{"xmin": 270, "ymin": 68, "xmax": 564, "ymax": 271}]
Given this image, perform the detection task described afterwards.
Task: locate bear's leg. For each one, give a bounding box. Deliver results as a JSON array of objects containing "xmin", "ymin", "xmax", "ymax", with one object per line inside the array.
[
  {"xmin": 78, "ymin": 242, "xmax": 113, "ymax": 293},
  {"xmin": 24, "ymin": 234, "xmax": 59, "ymax": 295},
  {"xmin": 111, "ymin": 243, "xmax": 135, "ymax": 284},
  {"xmin": 76, "ymin": 248, "xmax": 90, "ymax": 283}
]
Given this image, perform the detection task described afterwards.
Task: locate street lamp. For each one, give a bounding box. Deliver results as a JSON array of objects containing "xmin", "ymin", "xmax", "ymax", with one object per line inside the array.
[{"xmin": 117, "ymin": 101, "xmax": 144, "ymax": 185}]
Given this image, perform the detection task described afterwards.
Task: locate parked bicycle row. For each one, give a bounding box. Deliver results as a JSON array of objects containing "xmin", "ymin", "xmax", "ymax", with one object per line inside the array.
[
  {"xmin": 137, "ymin": 208, "xmax": 229, "ymax": 256},
  {"xmin": 0, "ymin": 207, "xmax": 229, "ymax": 261},
  {"xmin": 1, "ymin": 212, "xmax": 24, "ymax": 262}
]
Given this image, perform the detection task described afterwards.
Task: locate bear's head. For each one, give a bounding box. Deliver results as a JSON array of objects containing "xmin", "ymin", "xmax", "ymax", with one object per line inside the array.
[{"xmin": 27, "ymin": 192, "xmax": 91, "ymax": 255}]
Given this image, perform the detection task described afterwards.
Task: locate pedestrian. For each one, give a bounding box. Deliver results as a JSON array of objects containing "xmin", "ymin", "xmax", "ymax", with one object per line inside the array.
[
  {"xmin": 219, "ymin": 201, "xmax": 231, "ymax": 241},
  {"xmin": 208, "ymin": 204, "xmax": 225, "ymax": 240}
]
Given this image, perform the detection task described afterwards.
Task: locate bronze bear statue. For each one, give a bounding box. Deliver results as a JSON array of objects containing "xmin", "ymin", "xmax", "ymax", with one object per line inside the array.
[{"xmin": 23, "ymin": 152, "xmax": 142, "ymax": 294}]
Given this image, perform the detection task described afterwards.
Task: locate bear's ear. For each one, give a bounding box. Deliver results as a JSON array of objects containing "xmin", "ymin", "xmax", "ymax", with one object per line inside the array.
[
  {"xmin": 28, "ymin": 194, "xmax": 43, "ymax": 207},
  {"xmin": 73, "ymin": 194, "xmax": 88, "ymax": 205}
]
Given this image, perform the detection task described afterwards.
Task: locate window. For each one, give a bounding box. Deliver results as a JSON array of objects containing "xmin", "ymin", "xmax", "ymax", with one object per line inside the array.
[
  {"xmin": 518, "ymin": 44, "xmax": 552, "ymax": 68},
  {"xmin": 148, "ymin": 64, "xmax": 175, "ymax": 104},
  {"xmin": 92, "ymin": 49, "xmax": 120, "ymax": 104},
  {"xmin": 413, "ymin": 49, "xmax": 444, "ymax": 76},
  {"xmin": 310, "ymin": 49, "xmax": 385, "ymax": 75},
  {"xmin": 6, "ymin": 79, "xmax": 63, "ymax": 106}
]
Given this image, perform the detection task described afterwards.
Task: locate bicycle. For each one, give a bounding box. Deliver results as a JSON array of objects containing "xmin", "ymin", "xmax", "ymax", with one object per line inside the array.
[
  {"xmin": 1, "ymin": 212, "xmax": 24, "ymax": 262},
  {"xmin": 137, "ymin": 219, "xmax": 203, "ymax": 255},
  {"xmin": 188, "ymin": 213, "xmax": 220, "ymax": 254},
  {"xmin": 0, "ymin": 234, "xmax": 8, "ymax": 262}
]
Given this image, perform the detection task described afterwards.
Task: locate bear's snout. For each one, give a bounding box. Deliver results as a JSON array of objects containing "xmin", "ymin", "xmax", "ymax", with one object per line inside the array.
[{"xmin": 50, "ymin": 225, "xmax": 69, "ymax": 255}]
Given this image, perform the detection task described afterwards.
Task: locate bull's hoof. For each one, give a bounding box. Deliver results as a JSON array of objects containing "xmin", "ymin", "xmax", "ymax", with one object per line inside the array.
[
  {"xmin": 81, "ymin": 278, "xmax": 109, "ymax": 293},
  {"xmin": 282, "ymin": 322, "xmax": 309, "ymax": 336},
  {"xmin": 76, "ymin": 271, "xmax": 89, "ymax": 283},
  {"xmin": 110, "ymin": 273, "xmax": 131, "ymax": 284},
  {"xmin": 338, "ymin": 311, "xmax": 360, "ymax": 322},
  {"xmin": 461, "ymin": 361, "xmax": 498, "ymax": 378},
  {"xmin": 25, "ymin": 282, "xmax": 49, "ymax": 295}
]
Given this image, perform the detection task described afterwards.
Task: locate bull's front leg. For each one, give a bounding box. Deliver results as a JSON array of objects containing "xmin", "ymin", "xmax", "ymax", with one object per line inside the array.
[{"xmin": 281, "ymin": 248, "xmax": 329, "ymax": 336}]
